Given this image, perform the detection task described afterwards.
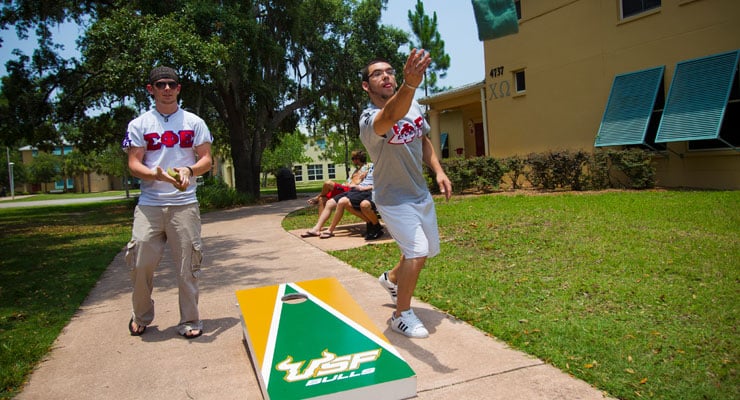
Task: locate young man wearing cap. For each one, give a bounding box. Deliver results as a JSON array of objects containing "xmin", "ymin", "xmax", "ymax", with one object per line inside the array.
[
  {"xmin": 122, "ymin": 66, "xmax": 213, "ymax": 339},
  {"xmin": 359, "ymin": 50, "xmax": 452, "ymax": 338}
]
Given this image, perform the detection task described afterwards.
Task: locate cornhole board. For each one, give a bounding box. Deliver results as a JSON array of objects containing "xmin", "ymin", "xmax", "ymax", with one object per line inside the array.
[{"xmin": 236, "ymin": 277, "xmax": 416, "ymax": 400}]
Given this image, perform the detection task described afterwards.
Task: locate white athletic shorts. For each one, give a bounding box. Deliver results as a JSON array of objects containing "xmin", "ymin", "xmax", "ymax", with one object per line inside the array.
[{"xmin": 377, "ymin": 193, "xmax": 440, "ymax": 259}]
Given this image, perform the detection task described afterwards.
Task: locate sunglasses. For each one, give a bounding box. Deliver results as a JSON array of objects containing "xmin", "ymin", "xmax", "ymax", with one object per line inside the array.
[{"xmin": 153, "ymin": 81, "xmax": 179, "ymax": 90}]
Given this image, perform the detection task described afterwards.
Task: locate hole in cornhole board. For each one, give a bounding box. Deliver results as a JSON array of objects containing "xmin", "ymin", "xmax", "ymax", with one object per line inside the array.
[{"xmin": 281, "ymin": 293, "xmax": 308, "ymax": 304}]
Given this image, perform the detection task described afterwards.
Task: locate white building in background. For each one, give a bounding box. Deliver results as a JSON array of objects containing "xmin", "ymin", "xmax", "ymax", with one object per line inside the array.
[
  {"xmin": 216, "ymin": 137, "xmax": 353, "ymax": 188},
  {"xmin": 291, "ymin": 138, "xmax": 352, "ymax": 185}
]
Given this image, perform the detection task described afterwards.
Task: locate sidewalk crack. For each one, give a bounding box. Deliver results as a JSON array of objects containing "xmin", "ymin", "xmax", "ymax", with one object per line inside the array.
[{"xmin": 417, "ymin": 361, "xmax": 546, "ymax": 394}]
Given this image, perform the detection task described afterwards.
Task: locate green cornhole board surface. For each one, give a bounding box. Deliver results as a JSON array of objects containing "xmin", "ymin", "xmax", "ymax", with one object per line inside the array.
[{"xmin": 236, "ymin": 277, "xmax": 416, "ymax": 400}]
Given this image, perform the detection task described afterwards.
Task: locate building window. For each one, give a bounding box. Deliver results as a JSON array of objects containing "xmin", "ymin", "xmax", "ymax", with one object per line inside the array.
[
  {"xmin": 688, "ymin": 67, "xmax": 740, "ymax": 150},
  {"xmin": 514, "ymin": 70, "xmax": 526, "ymax": 93},
  {"xmin": 55, "ymin": 178, "xmax": 74, "ymax": 190},
  {"xmin": 293, "ymin": 165, "xmax": 303, "ymax": 182},
  {"xmin": 515, "ymin": 0, "xmax": 521, "ymax": 20},
  {"xmin": 655, "ymin": 50, "xmax": 740, "ymax": 150},
  {"xmin": 441, "ymin": 132, "xmax": 449, "ymax": 158},
  {"xmin": 327, "ymin": 164, "xmax": 336, "ymax": 179},
  {"xmin": 621, "ymin": 0, "xmax": 660, "ymax": 19},
  {"xmin": 307, "ymin": 164, "xmax": 323, "ymax": 181},
  {"xmin": 594, "ymin": 66, "xmax": 666, "ymax": 150}
]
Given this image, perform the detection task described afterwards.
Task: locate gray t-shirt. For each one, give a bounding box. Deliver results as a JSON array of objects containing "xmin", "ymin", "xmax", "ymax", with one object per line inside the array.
[{"xmin": 359, "ymin": 100, "xmax": 430, "ymax": 206}]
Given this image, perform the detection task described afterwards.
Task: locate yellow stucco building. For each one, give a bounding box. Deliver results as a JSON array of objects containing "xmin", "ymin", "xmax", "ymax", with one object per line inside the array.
[
  {"xmin": 421, "ymin": 0, "xmax": 740, "ymax": 189},
  {"xmin": 18, "ymin": 144, "xmax": 118, "ymax": 194}
]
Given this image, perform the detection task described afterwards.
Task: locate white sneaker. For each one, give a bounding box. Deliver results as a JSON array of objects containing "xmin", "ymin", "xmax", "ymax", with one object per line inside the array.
[
  {"xmin": 390, "ymin": 309, "xmax": 429, "ymax": 338},
  {"xmin": 378, "ymin": 271, "xmax": 397, "ymax": 304}
]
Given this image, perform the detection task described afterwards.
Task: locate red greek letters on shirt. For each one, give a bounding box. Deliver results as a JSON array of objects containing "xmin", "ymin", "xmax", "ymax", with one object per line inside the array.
[
  {"xmin": 143, "ymin": 130, "xmax": 195, "ymax": 151},
  {"xmin": 388, "ymin": 116, "xmax": 425, "ymax": 145}
]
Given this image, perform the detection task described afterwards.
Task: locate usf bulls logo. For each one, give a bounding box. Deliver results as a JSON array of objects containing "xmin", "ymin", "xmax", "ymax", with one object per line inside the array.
[
  {"xmin": 276, "ymin": 349, "xmax": 381, "ymax": 387},
  {"xmin": 236, "ymin": 278, "xmax": 416, "ymax": 399}
]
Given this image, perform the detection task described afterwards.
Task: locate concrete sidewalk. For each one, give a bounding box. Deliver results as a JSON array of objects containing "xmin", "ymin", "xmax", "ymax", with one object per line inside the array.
[{"xmin": 17, "ymin": 197, "xmax": 612, "ymax": 400}]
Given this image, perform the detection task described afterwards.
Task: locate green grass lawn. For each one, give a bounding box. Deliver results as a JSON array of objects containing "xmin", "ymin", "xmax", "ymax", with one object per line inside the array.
[
  {"xmin": 0, "ymin": 199, "xmax": 136, "ymax": 398},
  {"xmin": 0, "ymin": 189, "xmax": 139, "ymax": 203},
  {"xmin": 286, "ymin": 190, "xmax": 740, "ymax": 400},
  {"xmin": 260, "ymin": 181, "xmax": 323, "ymax": 196},
  {"xmin": 0, "ymin": 186, "xmax": 298, "ymax": 398},
  {"xmin": 1, "ymin": 190, "xmax": 737, "ymax": 399}
]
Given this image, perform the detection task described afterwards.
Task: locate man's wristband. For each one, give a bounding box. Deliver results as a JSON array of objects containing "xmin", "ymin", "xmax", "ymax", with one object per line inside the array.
[
  {"xmin": 186, "ymin": 166, "xmax": 194, "ymax": 176},
  {"xmin": 404, "ymin": 82, "xmax": 418, "ymax": 90}
]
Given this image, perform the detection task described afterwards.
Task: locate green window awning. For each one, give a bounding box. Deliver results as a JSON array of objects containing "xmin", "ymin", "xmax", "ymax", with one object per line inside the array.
[
  {"xmin": 655, "ymin": 50, "xmax": 740, "ymax": 143},
  {"xmin": 472, "ymin": 0, "xmax": 519, "ymax": 41},
  {"xmin": 594, "ymin": 66, "xmax": 665, "ymax": 147}
]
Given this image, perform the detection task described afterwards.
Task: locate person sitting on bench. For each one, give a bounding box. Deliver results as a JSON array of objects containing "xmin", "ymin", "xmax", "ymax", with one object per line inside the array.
[
  {"xmin": 301, "ymin": 166, "xmax": 378, "ymax": 239},
  {"xmin": 306, "ymin": 150, "xmax": 371, "ymax": 215},
  {"xmin": 319, "ymin": 166, "xmax": 383, "ymax": 241}
]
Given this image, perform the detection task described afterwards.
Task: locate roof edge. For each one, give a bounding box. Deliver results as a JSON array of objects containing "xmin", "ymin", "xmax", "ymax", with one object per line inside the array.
[{"xmin": 418, "ymin": 80, "xmax": 486, "ymax": 104}]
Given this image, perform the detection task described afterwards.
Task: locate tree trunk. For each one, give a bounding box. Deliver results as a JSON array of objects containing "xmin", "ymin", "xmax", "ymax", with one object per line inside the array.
[{"xmin": 229, "ymin": 122, "xmax": 263, "ymax": 199}]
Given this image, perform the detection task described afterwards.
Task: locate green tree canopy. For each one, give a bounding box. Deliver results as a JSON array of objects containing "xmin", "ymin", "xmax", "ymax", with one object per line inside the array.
[
  {"xmin": 261, "ymin": 131, "xmax": 311, "ymax": 184},
  {"xmin": 27, "ymin": 151, "xmax": 60, "ymax": 188},
  {"xmin": 0, "ymin": 0, "xmax": 411, "ymax": 199},
  {"xmin": 407, "ymin": 0, "xmax": 451, "ymax": 95},
  {"xmin": 0, "ymin": 149, "xmax": 27, "ymax": 190}
]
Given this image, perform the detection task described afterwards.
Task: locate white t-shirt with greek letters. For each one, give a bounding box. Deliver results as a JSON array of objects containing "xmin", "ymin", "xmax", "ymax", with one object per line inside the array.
[{"xmin": 122, "ymin": 108, "xmax": 212, "ymax": 206}]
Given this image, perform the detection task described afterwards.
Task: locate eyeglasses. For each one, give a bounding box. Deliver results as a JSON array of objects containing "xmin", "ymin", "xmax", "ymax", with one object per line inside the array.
[
  {"xmin": 369, "ymin": 68, "xmax": 396, "ymax": 80},
  {"xmin": 154, "ymin": 81, "xmax": 179, "ymax": 90},
  {"xmin": 351, "ymin": 157, "xmax": 360, "ymax": 160}
]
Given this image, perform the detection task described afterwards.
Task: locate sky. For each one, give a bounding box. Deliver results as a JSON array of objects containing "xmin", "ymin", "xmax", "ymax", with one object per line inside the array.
[
  {"xmin": 380, "ymin": 0, "xmax": 485, "ymax": 88},
  {"xmin": 0, "ymin": 1, "xmax": 484, "ymax": 88}
]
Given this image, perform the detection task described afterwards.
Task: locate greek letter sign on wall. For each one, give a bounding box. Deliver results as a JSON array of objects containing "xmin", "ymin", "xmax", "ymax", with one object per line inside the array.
[{"xmin": 488, "ymin": 65, "xmax": 511, "ymax": 100}]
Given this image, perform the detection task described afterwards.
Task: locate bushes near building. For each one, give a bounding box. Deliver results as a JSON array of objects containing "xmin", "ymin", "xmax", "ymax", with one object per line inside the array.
[
  {"xmin": 430, "ymin": 149, "xmax": 656, "ymax": 194},
  {"xmin": 196, "ymin": 176, "xmax": 255, "ymax": 209}
]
